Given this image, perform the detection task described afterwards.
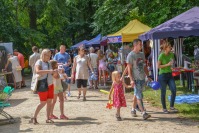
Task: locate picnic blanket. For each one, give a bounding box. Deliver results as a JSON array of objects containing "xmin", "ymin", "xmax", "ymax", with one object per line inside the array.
[{"xmin": 168, "ymin": 94, "xmax": 199, "ymax": 104}]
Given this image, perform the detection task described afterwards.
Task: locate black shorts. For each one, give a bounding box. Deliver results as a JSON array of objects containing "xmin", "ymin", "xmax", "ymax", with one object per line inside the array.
[{"xmin": 76, "ymin": 79, "xmax": 87, "ymax": 88}]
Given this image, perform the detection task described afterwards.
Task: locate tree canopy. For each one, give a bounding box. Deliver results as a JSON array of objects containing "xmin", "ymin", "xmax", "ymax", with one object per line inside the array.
[{"xmin": 0, "ymin": 0, "xmax": 198, "ymax": 58}]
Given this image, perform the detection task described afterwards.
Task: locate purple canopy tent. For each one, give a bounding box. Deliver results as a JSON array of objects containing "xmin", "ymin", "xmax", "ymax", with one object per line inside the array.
[
  {"xmin": 85, "ymin": 35, "xmax": 108, "ymax": 53},
  {"xmin": 140, "ymin": 7, "xmax": 199, "ymax": 40},
  {"xmin": 139, "ymin": 7, "xmax": 199, "ymax": 84},
  {"xmin": 71, "ymin": 40, "xmax": 88, "ymax": 49},
  {"xmin": 83, "ymin": 34, "xmax": 109, "ymax": 53},
  {"xmin": 85, "ymin": 34, "xmax": 102, "ymax": 47}
]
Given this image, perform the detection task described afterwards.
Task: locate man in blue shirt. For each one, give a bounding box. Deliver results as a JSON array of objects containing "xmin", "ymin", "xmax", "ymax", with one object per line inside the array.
[{"xmin": 54, "ymin": 45, "xmax": 72, "ymax": 96}]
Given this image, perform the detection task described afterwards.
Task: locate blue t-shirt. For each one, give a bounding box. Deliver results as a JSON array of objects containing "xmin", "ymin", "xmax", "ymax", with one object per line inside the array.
[{"xmin": 53, "ymin": 52, "xmax": 71, "ymax": 71}]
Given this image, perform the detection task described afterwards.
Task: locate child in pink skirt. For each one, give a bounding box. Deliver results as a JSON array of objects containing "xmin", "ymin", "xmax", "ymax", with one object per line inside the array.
[
  {"xmin": 109, "ymin": 71, "xmax": 131, "ymax": 121},
  {"xmin": 97, "ymin": 50, "xmax": 107, "ymax": 86}
]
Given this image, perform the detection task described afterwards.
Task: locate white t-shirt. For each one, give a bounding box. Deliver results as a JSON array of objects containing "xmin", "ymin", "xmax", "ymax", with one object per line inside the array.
[
  {"xmin": 75, "ymin": 55, "xmax": 89, "ymax": 79},
  {"xmin": 88, "ymin": 53, "xmax": 98, "ymax": 68},
  {"xmin": 35, "ymin": 60, "xmax": 53, "ymax": 85}
]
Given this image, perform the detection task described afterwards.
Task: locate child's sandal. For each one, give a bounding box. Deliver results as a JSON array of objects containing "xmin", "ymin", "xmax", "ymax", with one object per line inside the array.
[
  {"xmin": 115, "ymin": 114, "xmax": 122, "ymax": 121},
  {"xmin": 46, "ymin": 119, "xmax": 54, "ymax": 123}
]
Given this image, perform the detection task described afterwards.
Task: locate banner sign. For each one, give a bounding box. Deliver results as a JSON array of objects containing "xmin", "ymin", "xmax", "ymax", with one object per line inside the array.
[{"xmin": 107, "ymin": 36, "xmax": 122, "ymax": 43}]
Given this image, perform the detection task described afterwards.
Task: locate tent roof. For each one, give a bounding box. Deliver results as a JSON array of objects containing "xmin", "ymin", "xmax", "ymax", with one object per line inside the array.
[
  {"xmin": 108, "ymin": 19, "xmax": 151, "ymax": 42},
  {"xmin": 86, "ymin": 36, "xmax": 107, "ymax": 46},
  {"xmin": 139, "ymin": 7, "xmax": 199, "ymax": 40},
  {"xmin": 85, "ymin": 34, "xmax": 101, "ymax": 46},
  {"xmin": 71, "ymin": 40, "xmax": 88, "ymax": 49}
]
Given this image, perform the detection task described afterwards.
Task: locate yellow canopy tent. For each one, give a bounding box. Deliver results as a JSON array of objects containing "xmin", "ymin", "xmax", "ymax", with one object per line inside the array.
[{"xmin": 108, "ymin": 19, "xmax": 151, "ymax": 42}]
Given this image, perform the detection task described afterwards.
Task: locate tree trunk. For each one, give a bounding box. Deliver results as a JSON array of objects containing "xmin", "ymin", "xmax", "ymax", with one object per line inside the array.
[
  {"xmin": 28, "ymin": 5, "xmax": 37, "ymax": 46},
  {"xmin": 29, "ymin": 5, "xmax": 37, "ymax": 30}
]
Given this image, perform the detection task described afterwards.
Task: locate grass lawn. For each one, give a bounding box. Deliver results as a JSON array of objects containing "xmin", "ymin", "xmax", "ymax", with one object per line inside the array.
[{"xmin": 142, "ymin": 80, "xmax": 199, "ymax": 120}]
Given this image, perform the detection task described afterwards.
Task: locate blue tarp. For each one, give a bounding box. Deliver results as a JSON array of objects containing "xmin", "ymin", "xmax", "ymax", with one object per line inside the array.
[
  {"xmin": 168, "ymin": 94, "xmax": 199, "ymax": 104},
  {"xmin": 71, "ymin": 40, "xmax": 88, "ymax": 49},
  {"xmin": 139, "ymin": 7, "xmax": 199, "ymax": 40}
]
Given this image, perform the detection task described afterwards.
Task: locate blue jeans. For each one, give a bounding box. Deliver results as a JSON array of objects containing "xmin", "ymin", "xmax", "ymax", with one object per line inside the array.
[
  {"xmin": 158, "ymin": 73, "xmax": 176, "ymax": 109},
  {"xmin": 65, "ymin": 69, "xmax": 71, "ymax": 83},
  {"xmin": 134, "ymin": 80, "xmax": 145, "ymax": 99}
]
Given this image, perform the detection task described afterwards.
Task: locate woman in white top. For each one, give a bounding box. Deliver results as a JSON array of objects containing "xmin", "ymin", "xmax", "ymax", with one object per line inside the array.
[
  {"xmin": 71, "ymin": 46, "xmax": 94, "ymax": 101},
  {"xmin": 5, "ymin": 53, "xmax": 22, "ymax": 89},
  {"xmin": 30, "ymin": 49, "xmax": 55, "ymax": 124}
]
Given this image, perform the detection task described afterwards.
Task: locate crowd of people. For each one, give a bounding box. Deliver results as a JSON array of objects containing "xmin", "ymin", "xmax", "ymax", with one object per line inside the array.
[{"xmin": 3, "ymin": 38, "xmax": 178, "ymax": 123}]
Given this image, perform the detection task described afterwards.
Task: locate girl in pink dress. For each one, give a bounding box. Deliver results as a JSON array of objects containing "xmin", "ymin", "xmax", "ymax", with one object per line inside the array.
[
  {"xmin": 97, "ymin": 50, "xmax": 107, "ymax": 86},
  {"xmin": 109, "ymin": 71, "xmax": 131, "ymax": 121}
]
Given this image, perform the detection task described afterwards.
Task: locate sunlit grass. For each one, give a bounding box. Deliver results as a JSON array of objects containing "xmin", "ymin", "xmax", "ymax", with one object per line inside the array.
[{"xmin": 142, "ymin": 80, "xmax": 199, "ymax": 120}]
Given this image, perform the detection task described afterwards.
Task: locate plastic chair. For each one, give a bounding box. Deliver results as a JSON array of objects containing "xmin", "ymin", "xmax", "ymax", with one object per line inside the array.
[{"xmin": 0, "ymin": 86, "xmax": 15, "ymax": 123}]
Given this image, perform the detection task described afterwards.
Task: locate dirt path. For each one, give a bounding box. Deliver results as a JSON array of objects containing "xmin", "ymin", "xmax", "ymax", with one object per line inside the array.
[{"xmin": 0, "ymin": 78, "xmax": 199, "ymax": 133}]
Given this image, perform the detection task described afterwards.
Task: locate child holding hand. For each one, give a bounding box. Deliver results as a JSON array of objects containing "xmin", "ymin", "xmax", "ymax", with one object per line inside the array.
[
  {"xmin": 109, "ymin": 71, "xmax": 131, "ymax": 121},
  {"xmin": 49, "ymin": 60, "xmax": 69, "ymax": 120}
]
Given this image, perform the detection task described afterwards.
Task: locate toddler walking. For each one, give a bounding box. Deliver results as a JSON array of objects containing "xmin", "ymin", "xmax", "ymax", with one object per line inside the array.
[
  {"xmin": 109, "ymin": 71, "xmax": 131, "ymax": 121},
  {"xmin": 49, "ymin": 60, "xmax": 69, "ymax": 120}
]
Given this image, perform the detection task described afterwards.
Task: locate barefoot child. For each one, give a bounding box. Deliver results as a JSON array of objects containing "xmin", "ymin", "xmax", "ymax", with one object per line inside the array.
[
  {"xmin": 49, "ymin": 60, "xmax": 69, "ymax": 120},
  {"xmin": 109, "ymin": 71, "xmax": 131, "ymax": 121}
]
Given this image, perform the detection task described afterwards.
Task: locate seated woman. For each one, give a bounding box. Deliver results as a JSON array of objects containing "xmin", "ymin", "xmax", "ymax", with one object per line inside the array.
[{"xmin": 4, "ymin": 53, "xmax": 22, "ymax": 89}]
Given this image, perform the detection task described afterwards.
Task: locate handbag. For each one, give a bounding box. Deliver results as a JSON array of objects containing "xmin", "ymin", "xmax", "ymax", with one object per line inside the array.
[
  {"xmin": 31, "ymin": 74, "xmax": 39, "ymax": 92},
  {"xmin": 61, "ymin": 80, "xmax": 68, "ymax": 92},
  {"xmin": 37, "ymin": 78, "xmax": 48, "ymax": 92},
  {"xmin": 16, "ymin": 65, "xmax": 22, "ymax": 71},
  {"xmin": 31, "ymin": 60, "xmax": 49, "ymax": 92}
]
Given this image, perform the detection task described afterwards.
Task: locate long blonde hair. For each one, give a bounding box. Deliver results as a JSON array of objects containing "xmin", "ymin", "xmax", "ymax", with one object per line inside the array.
[
  {"xmin": 112, "ymin": 71, "xmax": 120, "ymax": 82},
  {"xmin": 97, "ymin": 50, "xmax": 104, "ymax": 60}
]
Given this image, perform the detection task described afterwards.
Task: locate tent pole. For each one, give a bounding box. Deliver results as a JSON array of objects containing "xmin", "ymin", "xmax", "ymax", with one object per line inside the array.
[{"xmin": 121, "ymin": 40, "xmax": 126, "ymax": 93}]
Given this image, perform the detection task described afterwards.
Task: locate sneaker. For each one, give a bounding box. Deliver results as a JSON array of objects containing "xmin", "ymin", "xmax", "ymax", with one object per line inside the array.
[
  {"xmin": 68, "ymin": 92, "xmax": 71, "ymax": 97},
  {"xmin": 163, "ymin": 109, "xmax": 170, "ymax": 114},
  {"xmin": 170, "ymin": 107, "xmax": 178, "ymax": 113},
  {"xmin": 143, "ymin": 113, "xmax": 151, "ymax": 120},
  {"xmin": 49, "ymin": 114, "xmax": 58, "ymax": 119},
  {"xmin": 131, "ymin": 110, "xmax": 137, "ymax": 117}
]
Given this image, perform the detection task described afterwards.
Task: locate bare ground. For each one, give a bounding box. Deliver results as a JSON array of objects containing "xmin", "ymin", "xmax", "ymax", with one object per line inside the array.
[{"xmin": 0, "ymin": 77, "xmax": 198, "ymax": 133}]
